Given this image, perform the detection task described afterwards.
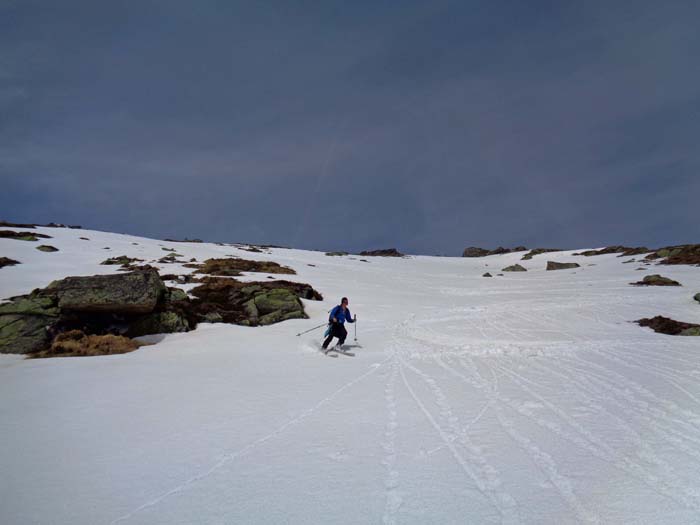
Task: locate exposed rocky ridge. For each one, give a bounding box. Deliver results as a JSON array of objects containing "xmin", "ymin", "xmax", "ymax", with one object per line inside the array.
[
  {"xmin": 164, "ymin": 238, "xmax": 203, "ymax": 243},
  {"xmin": 630, "ymin": 275, "xmax": 681, "ymax": 287},
  {"xmin": 359, "ymin": 248, "xmax": 404, "ymax": 257},
  {"xmin": 645, "ymin": 245, "xmax": 700, "ymax": 265},
  {"xmin": 0, "ymin": 230, "xmax": 52, "ymax": 241},
  {"xmin": 521, "ymin": 248, "xmax": 562, "ymax": 260},
  {"xmin": 0, "ymin": 221, "xmax": 81, "ymax": 229},
  {"xmin": 463, "ymin": 246, "xmax": 527, "ymax": 258},
  {"xmin": 573, "ymin": 246, "xmax": 650, "ymax": 257},
  {"xmin": 637, "ymin": 316, "xmax": 700, "ymax": 336},
  {"xmin": 546, "ymin": 261, "xmax": 581, "ymax": 271}
]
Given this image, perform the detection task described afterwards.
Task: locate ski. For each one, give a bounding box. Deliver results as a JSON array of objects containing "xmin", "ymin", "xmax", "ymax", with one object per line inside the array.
[{"xmin": 332, "ymin": 347, "xmax": 355, "ymax": 356}]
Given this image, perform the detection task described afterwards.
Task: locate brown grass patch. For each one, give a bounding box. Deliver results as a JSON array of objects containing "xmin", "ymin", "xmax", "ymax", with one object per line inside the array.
[{"xmin": 30, "ymin": 330, "xmax": 142, "ymax": 358}]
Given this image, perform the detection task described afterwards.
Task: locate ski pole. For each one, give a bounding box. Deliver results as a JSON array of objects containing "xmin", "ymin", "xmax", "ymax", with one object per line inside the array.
[
  {"xmin": 296, "ymin": 322, "xmax": 328, "ymax": 337},
  {"xmin": 354, "ymin": 315, "xmax": 357, "ymax": 342}
]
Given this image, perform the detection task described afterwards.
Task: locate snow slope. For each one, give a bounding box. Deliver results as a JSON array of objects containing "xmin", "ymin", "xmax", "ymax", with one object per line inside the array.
[{"xmin": 1, "ymin": 227, "xmax": 700, "ymax": 524}]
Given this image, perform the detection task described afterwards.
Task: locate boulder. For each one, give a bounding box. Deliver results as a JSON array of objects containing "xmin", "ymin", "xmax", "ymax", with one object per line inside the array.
[
  {"xmin": 502, "ymin": 264, "xmax": 527, "ymax": 272},
  {"xmin": 482, "ymin": 272, "xmax": 493, "ymax": 277},
  {"xmin": 187, "ymin": 277, "xmax": 320, "ymax": 327},
  {"xmin": 47, "ymin": 269, "xmax": 165, "ymax": 314},
  {"xmin": 249, "ymin": 288, "xmax": 306, "ymax": 325},
  {"xmin": 637, "ymin": 316, "xmax": 700, "ymax": 336},
  {"xmin": 0, "ymin": 315, "xmax": 54, "ymax": 353},
  {"xmin": 0, "ymin": 257, "xmax": 20, "ymax": 268},
  {"xmin": 0, "ymin": 293, "xmax": 59, "ymax": 353},
  {"xmin": 694, "ymin": 293, "xmax": 700, "ymax": 304},
  {"xmin": 36, "ymin": 245, "xmax": 59, "ymax": 252},
  {"xmin": 630, "ymin": 275, "xmax": 681, "ymax": 287},
  {"xmin": 546, "ymin": 261, "xmax": 580, "ymax": 271}
]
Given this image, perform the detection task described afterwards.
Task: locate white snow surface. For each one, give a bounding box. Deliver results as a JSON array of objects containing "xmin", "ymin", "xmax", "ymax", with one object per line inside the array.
[{"xmin": 2, "ymin": 227, "xmax": 700, "ymax": 524}]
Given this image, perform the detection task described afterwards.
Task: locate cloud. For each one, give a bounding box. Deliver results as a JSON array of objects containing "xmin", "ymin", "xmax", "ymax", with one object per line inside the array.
[{"xmin": 1, "ymin": 0, "xmax": 699, "ymax": 253}]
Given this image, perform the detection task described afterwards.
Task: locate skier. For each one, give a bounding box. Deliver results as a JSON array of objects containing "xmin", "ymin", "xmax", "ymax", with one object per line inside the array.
[{"xmin": 322, "ymin": 297, "xmax": 356, "ymax": 351}]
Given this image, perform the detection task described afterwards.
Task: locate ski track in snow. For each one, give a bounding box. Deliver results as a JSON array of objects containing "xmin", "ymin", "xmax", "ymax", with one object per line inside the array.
[
  {"xmin": 393, "ymin": 321, "xmax": 521, "ymax": 525},
  {"xmin": 381, "ymin": 352, "xmax": 402, "ymax": 525},
  {"xmin": 110, "ymin": 355, "xmax": 392, "ymax": 524}
]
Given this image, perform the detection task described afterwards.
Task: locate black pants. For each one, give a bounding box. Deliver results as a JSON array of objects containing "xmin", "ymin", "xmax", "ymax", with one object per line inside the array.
[{"xmin": 322, "ymin": 323, "xmax": 347, "ymax": 349}]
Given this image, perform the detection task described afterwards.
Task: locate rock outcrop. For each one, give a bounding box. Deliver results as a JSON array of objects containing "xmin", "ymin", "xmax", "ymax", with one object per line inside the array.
[
  {"xmin": 0, "ymin": 230, "xmax": 52, "ymax": 241},
  {"xmin": 101, "ymin": 255, "xmax": 143, "ymax": 266},
  {"xmin": 502, "ymin": 264, "xmax": 527, "ymax": 272},
  {"xmin": 637, "ymin": 316, "xmax": 700, "ymax": 336},
  {"xmin": 694, "ymin": 293, "xmax": 700, "ymax": 304},
  {"xmin": 630, "ymin": 275, "xmax": 681, "ymax": 287},
  {"xmin": 0, "ymin": 294, "xmax": 60, "ymax": 354},
  {"xmin": 573, "ymin": 246, "xmax": 650, "ymax": 257},
  {"xmin": 521, "ymin": 248, "xmax": 561, "ymax": 260},
  {"xmin": 0, "ymin": 268, "xmax": 322, "ymax": 355},
  {"xmin": 463, "ymin": 246, "xmax": 527, "ymax": 258},
  {"xmin": 193, "ymin": 257, "xmax": 296, "ymax": 276},
  {"xmin": 546, "ymin": 261, "xmax": 580, "ymax": 271},
  {"xmin": 36, "ymin": 245, "xmax": 58, "ymax": 252},
  {"xmin": 359, "ymin": 248, "xmax": 404, "ymax": 257},
  {"xmin": 0, "ymin": 257, "xmax": 20, "ymax": 268},
  {"xmin": 186, "ymin": 278, "xmax": 320, "ymax": 326},
  {"xmin": 482, "ymin": 272, "xmax": 493, "ymax": 277},
  {"xmin": 645, "ymin": 245, "xmax": 700, "ymax": 265}
]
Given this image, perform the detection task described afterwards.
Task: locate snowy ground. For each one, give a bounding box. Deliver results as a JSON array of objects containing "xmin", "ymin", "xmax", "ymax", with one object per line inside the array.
[{"xmin": 2, "ymin": 227, "xmax": 700, "ymax": 524}]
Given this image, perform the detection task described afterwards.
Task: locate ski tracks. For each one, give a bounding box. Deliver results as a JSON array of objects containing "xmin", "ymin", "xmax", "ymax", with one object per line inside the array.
[
  {"xmin": 109, "ymin": 355, "xmax": 392, "ymax": 525},
  {"xmin": 382, "ymin": 354, "xmax": 402, "ymax": 525},
  {"xmin": 396, "ymin": 348, "xmax": 521, "ymax": 524}
]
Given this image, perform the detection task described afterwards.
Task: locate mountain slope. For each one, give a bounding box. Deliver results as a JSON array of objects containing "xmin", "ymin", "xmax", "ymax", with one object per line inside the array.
[{"xmin": 1, "ymin": 227, "xmax": 700, "ymax": 524}]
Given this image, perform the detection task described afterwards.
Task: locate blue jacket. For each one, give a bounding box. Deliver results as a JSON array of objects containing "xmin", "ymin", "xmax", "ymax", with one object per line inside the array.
[{"xmin": 329, "ymin": 305, "xmax": 354, "ymax": 324}]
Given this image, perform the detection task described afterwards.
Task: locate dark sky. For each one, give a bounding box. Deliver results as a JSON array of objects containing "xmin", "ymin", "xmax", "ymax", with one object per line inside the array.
[{"xmin": 1, "ymin": 1, "xmax": 698, "ymax": 254}]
